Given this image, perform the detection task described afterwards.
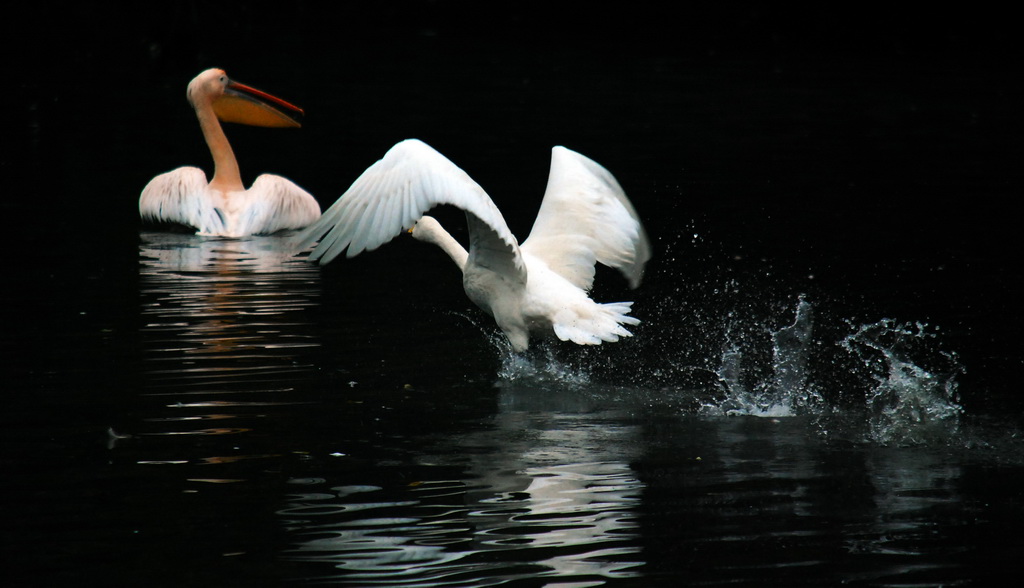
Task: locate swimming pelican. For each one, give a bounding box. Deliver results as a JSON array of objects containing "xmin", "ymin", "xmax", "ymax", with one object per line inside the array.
[
  {"xmin": 140, "ymin": 68, "xmax": 320, "ymax": 236},
  {"xmin": 293, "ymin": 139, "xmax": 650, "ymax": 352}
]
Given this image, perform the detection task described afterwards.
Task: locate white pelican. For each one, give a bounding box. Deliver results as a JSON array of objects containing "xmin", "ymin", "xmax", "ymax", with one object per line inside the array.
[
  {"xmin": 293, "ymin": 139, "xmax": 651, "ymax": 352},
  {"xmin": 140, "ymin": 69, "xmax": 320, "ymax": 236}
]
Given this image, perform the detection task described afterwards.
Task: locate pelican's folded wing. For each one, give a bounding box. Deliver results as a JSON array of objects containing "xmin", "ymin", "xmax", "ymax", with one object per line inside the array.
[
  {"xmin": 293, "ymin": 139, "xmax": 524, "ymax": 276},
  {"xmin": 521, "ymin": 147, "xmax": 650, "ymax": 290},
  {"xmin": 139, "ymin": 167, "xmax": 224, "ymax": 234}
]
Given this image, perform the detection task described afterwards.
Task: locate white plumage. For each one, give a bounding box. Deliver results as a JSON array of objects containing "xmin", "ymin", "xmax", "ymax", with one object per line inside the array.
[
  {"xmin": 294, "ymin": 139, "xmax": 650, "ymax": 352},
  {"xmin": 140, "ymin": 69, "xmax": 320, "ymax": 237}
]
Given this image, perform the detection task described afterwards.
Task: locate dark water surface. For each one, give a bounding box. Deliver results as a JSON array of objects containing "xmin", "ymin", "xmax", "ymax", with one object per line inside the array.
[{"xmin": 6, "ymin": 4, "xmax": 1024, "ymax": 586}]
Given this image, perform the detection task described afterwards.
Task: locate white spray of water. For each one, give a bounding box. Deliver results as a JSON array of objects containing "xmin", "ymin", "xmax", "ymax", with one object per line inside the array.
[
  {"xmin": 703, "ymin": 298, "xmax": 963, "ymax": 446},
  {"xmin": 840, "ymin": 319, "xmax": 963, "ymax": 445},
  {"xmin": 708, "ymin": 295, "xmax": 820, "ymax": 417},
  {"xmin": 466, "ymin": 287, "xmax": 964, "ymax": 446},
  {"xmin": 497, "ymin": 345, "xmax": 593, "ymax": 387},
  {"xmin": 446, "ymin": 309, "xmax": 593, "ymax": 387}
]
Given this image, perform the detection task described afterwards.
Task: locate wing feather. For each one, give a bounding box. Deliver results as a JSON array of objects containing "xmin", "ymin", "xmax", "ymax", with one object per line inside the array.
[
  {"xmin": 241, "ymin": 174, "xmax": 321, "ymax": 235},
  {"xmin": 293, "ymin": 139, "xmax": 525, "ymax": 277},
  {"xmin": 139, "ymin": 167, "xmax": 224, "ymax": 233},
  {"xmin": 521, "ymin": 147, "xmax": 651, "ymax": 290}
]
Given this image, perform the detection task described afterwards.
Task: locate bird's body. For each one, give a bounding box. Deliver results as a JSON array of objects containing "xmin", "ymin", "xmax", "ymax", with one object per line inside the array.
[
  {"xmin": 140, "ymin": 69, "xmax": 320, "ymax": 237},
  {"xmin": 295, "ymin": 139, "xmax": 650, "ymax": 352}
]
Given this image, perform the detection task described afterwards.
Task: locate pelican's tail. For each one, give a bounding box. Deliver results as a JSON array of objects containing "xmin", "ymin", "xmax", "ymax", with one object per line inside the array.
[{"xmin": 551, "ymin": 301, "xmax": 640, "ymax": 346}]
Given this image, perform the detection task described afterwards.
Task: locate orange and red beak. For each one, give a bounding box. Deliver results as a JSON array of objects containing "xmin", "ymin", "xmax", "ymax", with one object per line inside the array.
[{"xmin": 213, "ymin": 77, "xmax": 304, "ymax": 128}]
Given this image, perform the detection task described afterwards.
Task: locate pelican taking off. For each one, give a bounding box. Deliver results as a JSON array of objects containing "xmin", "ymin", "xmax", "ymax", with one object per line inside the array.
[
  {"xmin": 140, "ymin": 69, "xmax": 320, "ymax": 236},
  {"xmin": 293, "ymin": 139, "xmax": 651, "ymax": 352}
]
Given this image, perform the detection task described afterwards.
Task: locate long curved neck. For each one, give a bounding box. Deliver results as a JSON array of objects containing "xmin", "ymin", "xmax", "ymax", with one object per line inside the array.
[
  {"xmin": 424, "ymin": 227, "xmax": 469, "ymax": 271},
  {"xmin": 195, "ymin": 101, "xmax": 242, "ymax": 192}
]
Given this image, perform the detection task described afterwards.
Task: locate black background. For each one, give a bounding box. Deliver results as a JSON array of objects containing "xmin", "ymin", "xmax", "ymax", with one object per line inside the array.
[{"xmin": 7, "ymin": 2, "xmax": 1022, "ymax": 404}]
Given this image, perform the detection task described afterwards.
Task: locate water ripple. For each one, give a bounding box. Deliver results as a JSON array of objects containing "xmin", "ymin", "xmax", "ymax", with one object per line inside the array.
[
  {"xmin": 280, "ymin": 460, "xmax": 645, "ymax": 584},
  {"xmin": 137, "ymin": 231, "xmax": 322, "ymax": 435}
]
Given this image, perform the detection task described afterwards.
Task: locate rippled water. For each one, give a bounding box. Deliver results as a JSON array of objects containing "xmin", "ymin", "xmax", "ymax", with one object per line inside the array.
[
  {"xmin": 139, "ymin": 232, "xmax": 322, "ymax": 398},
  {"xmin": 8, "ymin": 230, "xmax": 1017, "ymax": 586}
]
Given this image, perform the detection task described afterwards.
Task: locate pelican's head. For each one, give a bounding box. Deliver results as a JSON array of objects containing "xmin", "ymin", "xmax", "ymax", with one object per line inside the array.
[{"xmin": 186, "ymin": 68, "xmax": 303, "ymax": 128}]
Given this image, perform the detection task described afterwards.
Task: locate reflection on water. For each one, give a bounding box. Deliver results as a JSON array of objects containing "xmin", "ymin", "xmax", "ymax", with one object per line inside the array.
[
  {"xmin": 134, "ymin": 231, "xmax": 322, "ymax": 469},
  {"xmin": 139, "ymin": 231, "xmax": 321, "ymax": 394},
  {"xmin": 271, "ymin": 371, "xmax": 1015, "ymax": 586},
  {"xmin": 282, "ymin": 465, "xmax": 643, "ymax": 585},
  {"xmin": 281, "ymin": 382, "xmax": 646, "ymax": 586}
]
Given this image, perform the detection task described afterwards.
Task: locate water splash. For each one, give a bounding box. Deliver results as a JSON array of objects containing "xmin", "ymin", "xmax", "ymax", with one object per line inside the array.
[
  {"xmin": 708, "ymin": 295, "xmax": 821, "ymax": 417},
  {"xmin": 443, "ymin": 310, "xmax": 594, "ymax": 388},
  {"xmin": 841, "ymin": 319, "xmax": 964, "ymax": 445},
  {"xmin": 699, "ymin": 296, "xmax": 963, "ymax": 446},
  {"xmin": 450, "ymin": 275, "xmax": 965, "ymax": 447},
  {"xmin": 770, "ymin": 296, "xmax": 815, "ymax": 404},
  {"xmin": 497, "ymin": 343, "xmax": 593, "ymax": 388}
]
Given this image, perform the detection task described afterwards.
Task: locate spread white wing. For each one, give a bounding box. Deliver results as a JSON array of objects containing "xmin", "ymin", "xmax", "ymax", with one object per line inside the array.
[
  {"xmin": 139, "ymin": 167, "xmax": 225, "ymax": 234},
  {"xmin": 521, "ymin": 147, "xmax": 650, "ymax": 290},
  {"xmin": 294, "ymin": 139, "xmax": 525, "ymax": 280},
  {"xmin": 234, "ymin": 174, "xmax": 321, "ymax": 236}
]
